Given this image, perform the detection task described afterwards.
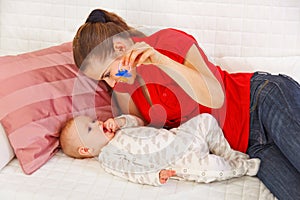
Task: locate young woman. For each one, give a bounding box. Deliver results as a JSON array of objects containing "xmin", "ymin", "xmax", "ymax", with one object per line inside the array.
[{"xmin": 72, "ymin": 9, "xmax": 300, "ymax": 200}]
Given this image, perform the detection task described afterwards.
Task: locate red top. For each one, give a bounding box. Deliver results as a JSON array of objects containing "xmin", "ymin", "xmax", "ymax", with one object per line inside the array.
[{"xmin": 114, "ymin": 28, "xmax": 253, "ymax": 152}]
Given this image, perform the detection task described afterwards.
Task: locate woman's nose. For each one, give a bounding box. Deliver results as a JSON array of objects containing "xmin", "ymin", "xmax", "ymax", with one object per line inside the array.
[{"xmin": 104, "ymin": 78, "xmax": 116, "ymax": 87}]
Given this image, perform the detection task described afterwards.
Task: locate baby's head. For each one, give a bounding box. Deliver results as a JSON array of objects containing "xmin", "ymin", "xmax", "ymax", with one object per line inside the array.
[{"xmin": 60, "ymin": 115, "xmax": 115, "ymax": 159}]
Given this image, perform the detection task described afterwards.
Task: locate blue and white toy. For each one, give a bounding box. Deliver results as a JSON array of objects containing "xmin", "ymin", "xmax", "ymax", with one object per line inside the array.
[{"xmin": 115, "ymin": 63, "xmax": 132, "ymax": 82}]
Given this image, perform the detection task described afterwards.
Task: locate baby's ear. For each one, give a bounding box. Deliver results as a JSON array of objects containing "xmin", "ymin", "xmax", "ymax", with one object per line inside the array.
[{"xmin": 78, "ymin": 147, "xmax": 91, "ymax": 156}]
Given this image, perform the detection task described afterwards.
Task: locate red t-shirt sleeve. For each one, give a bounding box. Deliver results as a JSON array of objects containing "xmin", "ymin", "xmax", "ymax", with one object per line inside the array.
[{"xmin": 133, "ymin": 28, "xmax": 196, "ymax": 64}]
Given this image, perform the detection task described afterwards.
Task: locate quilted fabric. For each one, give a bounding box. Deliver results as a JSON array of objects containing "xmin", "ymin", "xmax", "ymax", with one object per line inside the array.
[{"xmin": 0, "ymin": 151, "xmax": 276, "ymax": 200}]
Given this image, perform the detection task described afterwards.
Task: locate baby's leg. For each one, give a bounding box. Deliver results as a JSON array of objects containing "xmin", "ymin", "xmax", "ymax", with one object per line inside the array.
[
  {"xmin": 182, "ymin": 114, "xmax": 260, "ymax": 176},
  {"xmin": 190, "ymin": 153, "xmax": 259, "ymax": 183},
  {"xmin": 201, "ymin": 114, "xmax": 260, "ymax": 176},
  {"xmin": 187, "ymin": 114, "xmax": 247, "ymax": 159}
]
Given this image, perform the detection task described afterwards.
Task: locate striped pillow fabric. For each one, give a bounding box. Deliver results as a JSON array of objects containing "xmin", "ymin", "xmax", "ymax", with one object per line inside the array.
[{"xmin": 0, "ymin": 42, "xmax": 112, "ymax": 174}]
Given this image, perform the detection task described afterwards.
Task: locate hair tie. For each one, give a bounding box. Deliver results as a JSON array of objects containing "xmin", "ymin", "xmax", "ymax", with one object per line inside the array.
[{"xmin": 86, "ymin": 9, "xmax": 106, "ymax": 23}]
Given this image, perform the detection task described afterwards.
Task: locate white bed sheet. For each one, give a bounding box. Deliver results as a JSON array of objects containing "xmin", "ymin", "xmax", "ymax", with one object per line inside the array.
[{"xmin": 0, "ymin": 151, "xmax": 276, "ymax": 200}]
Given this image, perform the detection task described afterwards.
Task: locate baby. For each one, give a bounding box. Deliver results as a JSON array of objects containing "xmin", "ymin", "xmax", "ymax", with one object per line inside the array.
[{"xmin": 60, "ymin": 113, "xmax": 260, "ymax": 186}]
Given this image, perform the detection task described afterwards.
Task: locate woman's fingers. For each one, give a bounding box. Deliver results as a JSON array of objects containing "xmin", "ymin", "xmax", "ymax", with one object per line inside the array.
[
  {"xmin": 121, "ymin": 42, "xmax": 156, "ymax": 67},
  {"xmin": 136, "ymin": 48, "xmax": 155, "ymax": 66}
]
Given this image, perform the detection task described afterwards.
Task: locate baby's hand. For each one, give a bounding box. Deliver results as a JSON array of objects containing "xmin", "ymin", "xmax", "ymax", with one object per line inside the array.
[
  {"xmin": 159, "ymin": 169, "xmax": 176, "ymax": 184},
  {"xmin": 103, "ymin": 118, "xmax": 120, "ymax": 133}
]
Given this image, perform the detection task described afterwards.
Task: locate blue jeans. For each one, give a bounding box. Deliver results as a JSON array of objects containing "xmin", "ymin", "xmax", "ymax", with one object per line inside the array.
[{"xmin": 247, "ymin": 72, "xmax": 300, "ymax": 200}]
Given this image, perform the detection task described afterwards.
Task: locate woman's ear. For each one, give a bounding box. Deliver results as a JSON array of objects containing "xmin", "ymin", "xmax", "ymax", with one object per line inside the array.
[
  {"xmin": 78, "ymin": 146, "xmax": 92, "ymax": 156},
  {"xmin": 113, "ymin": 36, "xmax": 133, "ymax": 55},
  {"xmin": 113, "ymin": 41, "xmax": 126, "ymax": 54}
]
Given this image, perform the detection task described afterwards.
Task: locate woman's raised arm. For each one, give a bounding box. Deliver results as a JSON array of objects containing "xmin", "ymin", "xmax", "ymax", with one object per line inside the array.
[{"xmin": 121, "ymin": 42, "xmax": 224, "ymax": 108}]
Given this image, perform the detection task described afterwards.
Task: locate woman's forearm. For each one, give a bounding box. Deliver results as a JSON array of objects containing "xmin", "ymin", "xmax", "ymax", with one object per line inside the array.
[{"xmin": 155, "ymin": 51, "xmax": 224, "ymax": 109}]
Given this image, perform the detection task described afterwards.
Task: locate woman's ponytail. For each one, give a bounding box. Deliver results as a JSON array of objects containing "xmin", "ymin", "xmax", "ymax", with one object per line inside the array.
[{"xmin": 85, "ymin": 9, "xmax": 107, "ymax": 23}]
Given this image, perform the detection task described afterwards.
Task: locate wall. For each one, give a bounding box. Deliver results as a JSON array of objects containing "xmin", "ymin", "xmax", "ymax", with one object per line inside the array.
[{"xmin": 0, "ymin": 0, "xmax": 299, "ymax": 58}]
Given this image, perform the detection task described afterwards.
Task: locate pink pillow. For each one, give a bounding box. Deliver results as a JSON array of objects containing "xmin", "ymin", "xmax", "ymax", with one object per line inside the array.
[{"xmin": 0, "ymin": 42, "xmax": 112, "ymax": 174}]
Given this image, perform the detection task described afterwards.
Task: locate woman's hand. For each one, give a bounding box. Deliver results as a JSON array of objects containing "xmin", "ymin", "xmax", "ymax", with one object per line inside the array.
[
  {"xmin": 103, "ymin": 118, "xmax": 120, "ymax": 133},
  {"xmin": 121, "ymin": 42, "xmax": 166, "ymax": 68},
  {"xmin": 159, "ymin": 169, "xmax": 176, "ymax": 184}
]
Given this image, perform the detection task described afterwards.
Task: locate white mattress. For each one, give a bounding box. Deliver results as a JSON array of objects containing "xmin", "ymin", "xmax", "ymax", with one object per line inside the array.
[{"xmin": 0, "ymin": 151, "xmax": 276, "ymax": 200}]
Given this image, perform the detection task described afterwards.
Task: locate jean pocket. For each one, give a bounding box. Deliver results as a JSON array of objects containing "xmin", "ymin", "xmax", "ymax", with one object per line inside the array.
[{"xmin": 250, "ymin": 79, "xmax": 269, "ymax": 112}]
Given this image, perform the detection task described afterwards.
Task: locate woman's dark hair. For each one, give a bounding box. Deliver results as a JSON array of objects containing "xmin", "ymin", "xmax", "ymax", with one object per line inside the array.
[
  {"xmin": 73, "ymin": 9, "xmax": 145, "ymax": 70},
  {"xmin": 85, "ymin": 9, "xmax": 107, "ymax": 23}
]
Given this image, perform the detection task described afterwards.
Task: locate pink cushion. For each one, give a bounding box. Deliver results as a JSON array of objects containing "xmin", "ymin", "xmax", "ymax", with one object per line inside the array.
[{"xmin": 0, "ymin": 42, "xmax": 112, "ymax": 174}]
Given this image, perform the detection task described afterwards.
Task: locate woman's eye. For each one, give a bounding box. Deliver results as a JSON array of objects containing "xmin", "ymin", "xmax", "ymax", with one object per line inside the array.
[
  {"xmin": 88, "ymin": 127, "xmax": 92, "ymax": 132},
  {"xmin": 104, "ymin": 72, "xmax": 110, "ymax": 78}
]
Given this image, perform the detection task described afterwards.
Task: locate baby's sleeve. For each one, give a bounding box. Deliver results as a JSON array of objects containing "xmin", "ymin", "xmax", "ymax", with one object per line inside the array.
[{"xmin": 115, "ymin": 114, "xmax": 139, "ymax": 128}]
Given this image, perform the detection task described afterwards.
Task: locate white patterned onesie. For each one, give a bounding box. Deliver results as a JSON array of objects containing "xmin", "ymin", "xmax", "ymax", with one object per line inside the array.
[{"xmin": 99, "ymin": 113, "xmax": 260, "ymax": 186}]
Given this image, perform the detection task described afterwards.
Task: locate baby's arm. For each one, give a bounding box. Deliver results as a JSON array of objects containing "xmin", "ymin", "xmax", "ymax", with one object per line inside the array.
[
  {"xmin": 103, "ymin": 115, "xmax": 144, "ymax": 132},
  {"xmin": 115, "ymin": 114, "xmax": 144, "ymax": 128},
  {"xmin": 103, "ymin": 118, "xmax": 120, "ymax": 133}
]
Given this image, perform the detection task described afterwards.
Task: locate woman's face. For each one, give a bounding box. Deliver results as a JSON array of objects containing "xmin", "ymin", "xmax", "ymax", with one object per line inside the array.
[
  {"xmin": 84, "ymin": 56, "xmax": 136, "ymax": 87},
  {"xmin": 101, "ymin": 58, "xmax": 135, "ymax": 87},
  {"xmin": 83, "ymin": 36, "xmax": 135, "ymax": 87}
]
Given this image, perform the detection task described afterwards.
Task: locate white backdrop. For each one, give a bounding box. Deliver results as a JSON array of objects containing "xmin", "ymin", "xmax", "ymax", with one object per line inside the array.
[{"xmin": 0, "ymin": 0, "xmax": 299, "ymax": 58}]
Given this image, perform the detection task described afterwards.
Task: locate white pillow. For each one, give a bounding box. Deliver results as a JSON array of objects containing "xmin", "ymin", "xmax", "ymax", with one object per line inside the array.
[
  {"xmin": 0, "ymin": 123, "xmax": 15, "ymax": 170},
  {"xmin": 214, "ymin": 56, "xmax": 300, "ymax": 83}
]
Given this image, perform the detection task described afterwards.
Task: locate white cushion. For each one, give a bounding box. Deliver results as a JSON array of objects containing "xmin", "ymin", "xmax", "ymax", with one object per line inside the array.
[{"xmin": 214, "ymin": 56, "xmax": 300, "ymax": 83}]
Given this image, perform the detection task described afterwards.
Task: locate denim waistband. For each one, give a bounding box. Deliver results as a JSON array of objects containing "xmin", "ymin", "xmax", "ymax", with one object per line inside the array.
[{"xmin": 251, "ymin": 71, "xmax": 271, "ymax": 81}]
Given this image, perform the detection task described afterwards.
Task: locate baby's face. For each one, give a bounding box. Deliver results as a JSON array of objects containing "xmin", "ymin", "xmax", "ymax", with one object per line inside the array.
[{"xmin": 73, "ymin": 116, "xmax": 115, "ymax": 156}]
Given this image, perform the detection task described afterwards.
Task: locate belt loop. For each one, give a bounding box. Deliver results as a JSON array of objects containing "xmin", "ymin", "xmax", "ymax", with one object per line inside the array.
[{"xmin": 255, "ymin": 71, "xmax": 270, "ymax": 75}]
